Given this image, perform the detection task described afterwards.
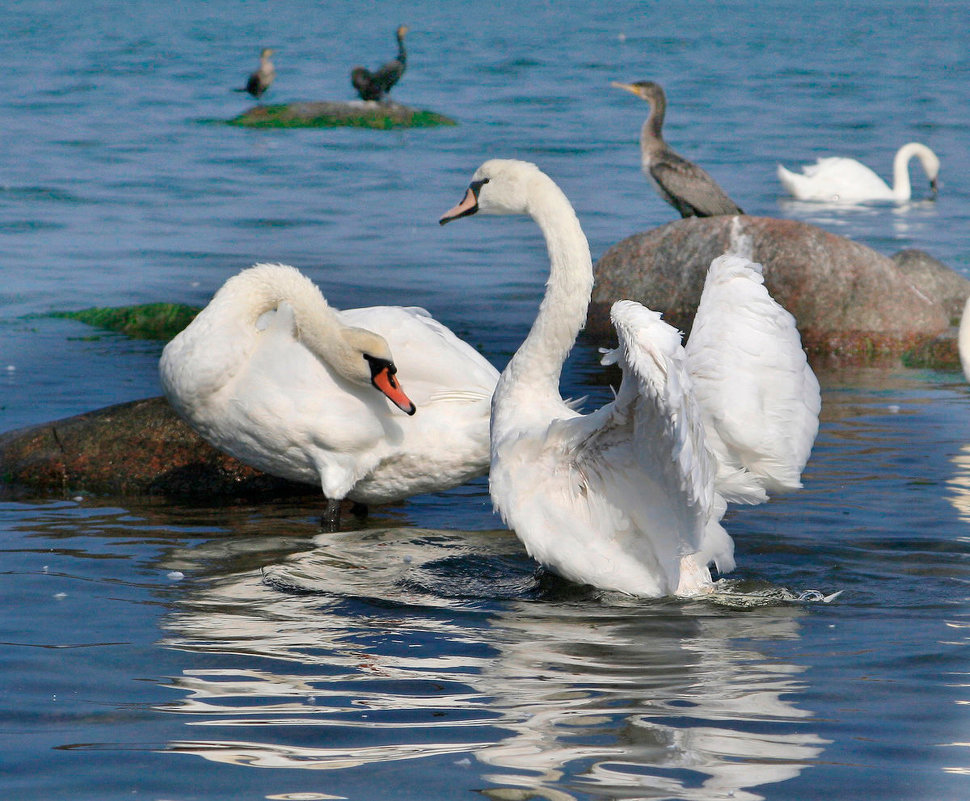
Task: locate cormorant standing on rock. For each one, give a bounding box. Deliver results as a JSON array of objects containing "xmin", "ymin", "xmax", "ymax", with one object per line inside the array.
[
  {"xmin": 351, "ymin": 25, "xmax": 409, "ymax": 102},
  {"xmin": 236, "ymin": 48, "xmax": 275, "ymax": 100},
  {"xmin": 612, "ymin": 80, "xmax": 744, "ymax": 218}
]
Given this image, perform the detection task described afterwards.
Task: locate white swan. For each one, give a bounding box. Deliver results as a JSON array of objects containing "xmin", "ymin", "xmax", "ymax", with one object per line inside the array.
[
  {"xmin": 440, "ymin": 160, "xmax": 819, "ymax": 598},
  {"xmin": 777, "ymin": 142, "xmax": 940, "ymax": 203},
  {"xmin": 159, "ymin": 263, "xmax": 499, "ymax": 528}
]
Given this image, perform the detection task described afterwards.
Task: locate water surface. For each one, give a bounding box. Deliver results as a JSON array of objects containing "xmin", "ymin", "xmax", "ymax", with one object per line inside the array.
[{"xmin": 2, "ymin": 2, "xmax": 969, "ymax": 799}]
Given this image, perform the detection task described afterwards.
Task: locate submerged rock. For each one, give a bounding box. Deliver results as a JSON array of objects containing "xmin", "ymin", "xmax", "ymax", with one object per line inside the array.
[
  {"xmin": 229, "ymin": 100, "xmax": 457, "ymax": 129},
  {"xmin": 0, "ymin": 397, "xmax": 316, "ymax": 500},
  {"xmin": 589, "ymin": 216, "xmax": 968, "ymax": 367}
]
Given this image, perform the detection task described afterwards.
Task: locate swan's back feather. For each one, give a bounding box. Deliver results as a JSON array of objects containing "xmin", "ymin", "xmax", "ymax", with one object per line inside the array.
[
  {"xmin": 777, "ymin": 158, "xmax": 891, "ymax": 201},
  {"xmin": 686, "ymin": 254, "xmax": 820, "ymax": 497},
  {"xmin": 339, "ymin": 305, "xmax": 499, "ymax": 399}
]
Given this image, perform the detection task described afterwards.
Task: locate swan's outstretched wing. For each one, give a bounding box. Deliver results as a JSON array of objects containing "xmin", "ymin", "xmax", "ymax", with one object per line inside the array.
[
  {"xmin": 685, "ymin": 254, "xmax": 820, "ymax": 499},
  {"xmin": 492, "ymin": 300, "xmax": 732, "ymax": 597},
  {"xmin": 596, "ymin": 300, "xmax": 717, "ymax": 515},
  {"xmin": 580, "ymin": 300, "xmax": 734, "ymax": 590}
]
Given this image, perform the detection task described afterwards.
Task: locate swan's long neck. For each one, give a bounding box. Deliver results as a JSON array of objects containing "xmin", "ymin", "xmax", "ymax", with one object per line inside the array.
[
  {"xmin": 890, "ymin": 145, "xmax": 916, "ymax": 200},
  {"xmin": 496, "ymin": 178, "xmax": 593, "ymax": 415},
  {"xmin": 891, "ymin": 143, "xmax": 937, "ymax": 201}
]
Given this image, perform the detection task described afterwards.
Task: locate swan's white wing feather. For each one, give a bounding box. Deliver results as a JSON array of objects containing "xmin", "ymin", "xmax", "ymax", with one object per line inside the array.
[
  {"xmin": 491, "ymin": 300, "xmax": 732, "ymax": 597},
  {"xmin": 588, "ymin": 300, "xmax": 734, "ymax": 584},
  {"xmin": 598, "ymin": 301, "xmax": 716, "ymax": 514},
  {"xmin": 686, "ymin": 254, "xmax": 820, "ymax": 498}
]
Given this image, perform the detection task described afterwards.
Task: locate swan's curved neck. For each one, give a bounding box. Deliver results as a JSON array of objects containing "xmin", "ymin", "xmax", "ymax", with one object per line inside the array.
[
  {"xmin": 220, "ymin": 266, "xmax": 347, "ymax": 362},
  {"xmin": 498, "ymin": 178, "xmax": 593, "ymax": 411},
  {"xmin": 891, "ymin": 142, "xmax": 937, "ymax": 201}
]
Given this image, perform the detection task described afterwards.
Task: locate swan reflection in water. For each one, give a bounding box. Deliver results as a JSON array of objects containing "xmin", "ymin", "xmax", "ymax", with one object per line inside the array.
[
  {"xmin": 948, "ymin": 443, "xmax": 970, "ymax": 528},
  {"xmin": 158, "ymin": 527, "xmax": 828, "ymax": 800}
]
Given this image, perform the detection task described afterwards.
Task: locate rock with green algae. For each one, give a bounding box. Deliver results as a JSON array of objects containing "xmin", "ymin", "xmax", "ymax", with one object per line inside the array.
[
  {"xmin": 0, "ymin": 397, "xmax": 319, "ymax": 500},
  {"xmin": 48, "ymin": 303, "xmax": 199, "ymax": 341},
  {"xmin": 229, "ymin": 100, "xmax": 457, "ymax": 129},
  {"xmin": 901, "ymin": 328, "xmax": 962, "ymax": 371}
]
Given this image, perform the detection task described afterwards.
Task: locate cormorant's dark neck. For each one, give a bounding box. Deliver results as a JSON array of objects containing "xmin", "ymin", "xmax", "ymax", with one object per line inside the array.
[
  {"xmin": 396, "ymin": 33, "xmax": 407, "ymax": 64},
  {"xmin": 646, "ymin": 93, "xmax": 665, "ymax": 140}
]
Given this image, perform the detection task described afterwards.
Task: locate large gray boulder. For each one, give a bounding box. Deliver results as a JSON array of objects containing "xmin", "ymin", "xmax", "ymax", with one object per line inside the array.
[{"xmin": 589, "ymin": 216, "xmax": 968, "ymax": 366}]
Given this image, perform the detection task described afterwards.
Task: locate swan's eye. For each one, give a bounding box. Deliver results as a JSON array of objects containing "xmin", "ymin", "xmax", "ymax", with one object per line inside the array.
[{"xmin": 363, "ymin": 353, "xmax": 395, "ymax": 382}]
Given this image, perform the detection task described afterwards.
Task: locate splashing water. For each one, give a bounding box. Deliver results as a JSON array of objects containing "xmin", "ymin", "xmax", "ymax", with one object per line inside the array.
[{"xmin": 706, "ymin": 579, "xmax": 843, "ymax": 608}]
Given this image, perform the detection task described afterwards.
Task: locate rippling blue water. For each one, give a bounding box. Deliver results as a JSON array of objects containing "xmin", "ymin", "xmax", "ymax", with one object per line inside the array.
[{"xmin": 2, "ymin": 1, "xmax": 969, "ymax": 799}]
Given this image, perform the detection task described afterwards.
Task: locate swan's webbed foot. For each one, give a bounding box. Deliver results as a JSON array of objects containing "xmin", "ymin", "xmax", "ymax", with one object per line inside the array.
[{"xmin": 321, "ymin": 498, "xmax": 341, "ymax": 532}]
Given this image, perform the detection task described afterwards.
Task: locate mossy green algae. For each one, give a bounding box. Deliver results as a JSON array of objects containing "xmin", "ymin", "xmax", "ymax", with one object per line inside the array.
[
  {"xmin": 229, "ymin": 101, "xmax": 457, "ymax": 129},
  {"xmin": 48, "ymin": 303, "xmax": 199, "ymax": 341}
]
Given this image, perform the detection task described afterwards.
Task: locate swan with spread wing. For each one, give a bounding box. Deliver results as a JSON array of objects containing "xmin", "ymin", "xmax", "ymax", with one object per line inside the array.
[{"xmin": 440, "ymin": 160, "xmax": 818, "ymax": 597}]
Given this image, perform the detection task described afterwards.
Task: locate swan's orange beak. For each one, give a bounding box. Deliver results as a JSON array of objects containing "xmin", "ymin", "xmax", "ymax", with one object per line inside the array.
[
  {"xmin": 439, "ymin": 186, "xmax": 478, "ymax": 225},
  {"xmin": 372, "ymin": 365, "xmax": 416, "ymax": 415}
]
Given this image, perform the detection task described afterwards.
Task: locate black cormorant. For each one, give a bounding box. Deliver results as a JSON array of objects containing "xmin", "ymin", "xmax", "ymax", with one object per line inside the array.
[
  {"xmin": 612, "ymin": 80, "xmax": 744, "ymax": 218},
  {"xmin": 237, "ymin": 48, "xmax": 275, "ymax": 100},
  {"xmin": 351, "ymin": 25, "xmax": 409, "ymax": 102}
]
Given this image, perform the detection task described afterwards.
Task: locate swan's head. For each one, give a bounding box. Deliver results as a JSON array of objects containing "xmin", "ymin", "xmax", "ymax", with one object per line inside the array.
[
  {"xmin": 439, "ymin": 159, "xmax": 548, "ymax": 223},
  {"xmin": 611, "ymin": 80, "xmax": 664, "ymax": 107},
  {"xmin": 340, "ymin": 327, "xmax": 416, "ymax": 415}
]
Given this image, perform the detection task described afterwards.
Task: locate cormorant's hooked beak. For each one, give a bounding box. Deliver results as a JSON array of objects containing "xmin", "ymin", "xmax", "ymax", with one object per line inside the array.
[
  {"xmin": 611, "ymin": 81, "xmax": 640, "ymax": 97},
  {"xmin": 439, "ymin": 178, "xmax": 489, "ymax": 225},
  {"xmin": 366, "ymin": 356, "xmax": 416, "ymax": 415}
]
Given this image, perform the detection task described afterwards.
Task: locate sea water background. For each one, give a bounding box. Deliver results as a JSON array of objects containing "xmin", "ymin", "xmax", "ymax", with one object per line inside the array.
[{"xmin": 2, "ymin": 1, "xmax": 970, "ymax": 799}]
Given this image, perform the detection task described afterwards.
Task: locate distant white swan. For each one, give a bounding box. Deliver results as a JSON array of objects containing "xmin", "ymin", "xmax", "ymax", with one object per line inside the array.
[
  {"xmin": 777, "ymin": 142, "xmax": 940, "ymax": 202},
  {"xmin": 440, "ymin": 160, "xmax": 819, "ymax": 597},
  {"xmin": 159, "ymin": 263, "xmax": 499, "ymax": 528}
]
